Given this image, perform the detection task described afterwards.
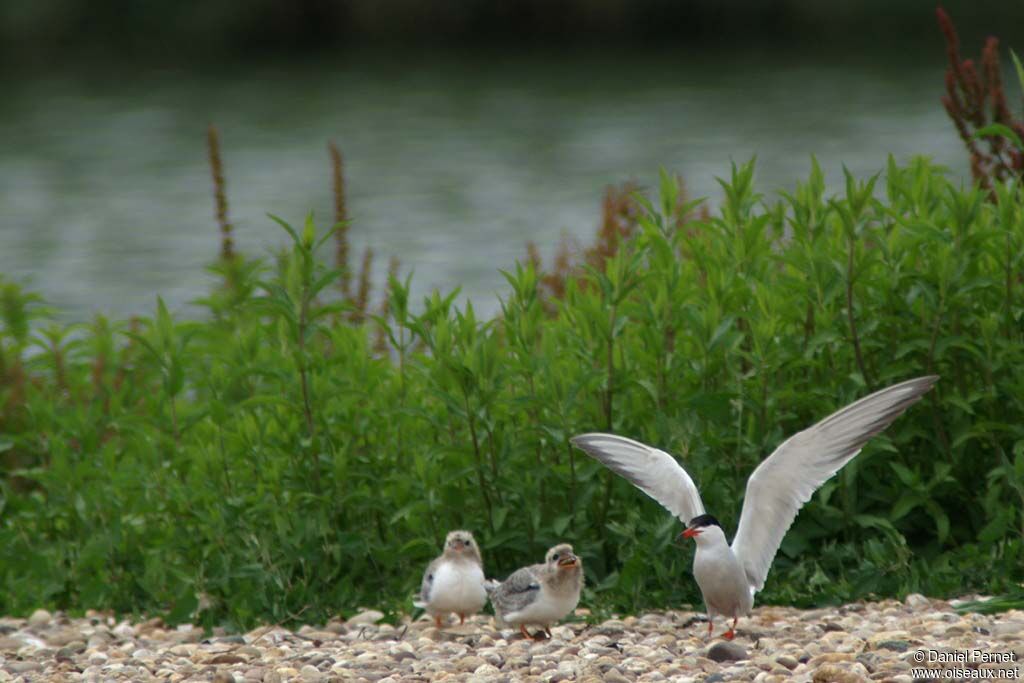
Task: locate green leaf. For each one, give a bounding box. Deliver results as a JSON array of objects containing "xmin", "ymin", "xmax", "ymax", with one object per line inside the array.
[
  {"xmin": 924, "ymin": 501, "xmax": 950, "ymax": 545},
  {"xmin": 971, "ymin": 124, "xmax": 1023, "ymax": 150},
  {"xmin": 267, "ymin": 214, "xmax": 300, "ymax": 245},
  {"xmin": 1011, "ymin": 50, "xmax": 1024, "ymax": 93},
  {"xmin": 890, "ymin": 462, "xmax": 919, "ymax": 488}
]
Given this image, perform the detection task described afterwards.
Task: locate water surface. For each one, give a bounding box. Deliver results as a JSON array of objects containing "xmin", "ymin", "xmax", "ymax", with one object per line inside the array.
[{"xmin": 0, "ymin": 52, "xmax": 971, "ymax": 319}]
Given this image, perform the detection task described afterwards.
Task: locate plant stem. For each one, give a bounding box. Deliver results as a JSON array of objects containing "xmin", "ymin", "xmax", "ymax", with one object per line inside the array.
[
  {"xmin": 462, "ymin": 391, "xmax": 495, "ymax": 533},
  {"xmin": 297, "ymin": 291, "xmax": 319, "ymax": 490},
  {"xmin": 846, "ymin": 234, "xmax": 871, "ymax": 388}
]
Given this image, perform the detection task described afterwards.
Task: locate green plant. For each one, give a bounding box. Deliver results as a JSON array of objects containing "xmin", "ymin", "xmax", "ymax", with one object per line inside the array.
[{"xmin": 2, "ymin": 158, "xmax": 1023, "ymax": 630}]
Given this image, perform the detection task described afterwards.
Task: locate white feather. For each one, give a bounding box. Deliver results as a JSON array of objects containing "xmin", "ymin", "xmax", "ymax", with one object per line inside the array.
[
  {"xmin": 570, "ymin": 433, "xmax": 705, "ymax": 524},
  {"xmin": 422, "ymin": 560, "xmax": 487, "ymax": 616},
  {"xmin": 731, "ymin": 375, "xmax": 938, "ymax": 592}
]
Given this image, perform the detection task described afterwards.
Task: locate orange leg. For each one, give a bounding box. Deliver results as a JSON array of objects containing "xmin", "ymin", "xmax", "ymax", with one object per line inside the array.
[
  {"xmin": 722, "ymin": 617, "xmax": 738, "ymax": 640},
  {"xmin": 434, "ymin": 615, "xmax": 443, "ymax": 629},
  {"xmin": 706, "ymin": 619, "xmax": 713, "ymax": 638},
  {"xmin": 519, "ymin": 624, "xmax": 532, "ymax": 640},
  {"xmin": 459, "ymin": 614, "xmax": 465, "ymax": 625}
]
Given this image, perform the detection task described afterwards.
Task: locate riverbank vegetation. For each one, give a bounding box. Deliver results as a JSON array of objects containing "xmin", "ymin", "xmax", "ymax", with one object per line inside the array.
[{"xmin": 2, "ymin": 152, "xmax": 1023, "ymax": 629}]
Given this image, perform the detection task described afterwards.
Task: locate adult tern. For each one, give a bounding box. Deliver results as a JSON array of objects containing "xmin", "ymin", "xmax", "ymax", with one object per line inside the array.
[{"xmin": 571, "ymin": 376, "xmax": 937, "ymax": 640}]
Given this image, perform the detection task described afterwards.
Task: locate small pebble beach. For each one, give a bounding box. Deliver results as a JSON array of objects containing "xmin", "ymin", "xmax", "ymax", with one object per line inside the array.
[{"xmin": 1, "ymin": 595, "xmax": 1022, "ymax": 682}]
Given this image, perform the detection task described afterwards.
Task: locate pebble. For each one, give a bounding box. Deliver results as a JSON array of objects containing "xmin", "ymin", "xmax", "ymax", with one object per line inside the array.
[
  {"xmin": 905, "ymin": 593, "xmax": 930, "ymax": 610},
  {"xmin": 347, "ymin": 609, "xmax": 385, "ymax": 625},
  {"xmin": 0, "ymin": 598, "xmax": 1016, "ymax": 681},
  {"xmin": 27, "ymin": 609, "xmax": 51, "ymax": 628},
  {"xmin": 707, "ymin": 641, "xmax": 748, "ymax": 662}
]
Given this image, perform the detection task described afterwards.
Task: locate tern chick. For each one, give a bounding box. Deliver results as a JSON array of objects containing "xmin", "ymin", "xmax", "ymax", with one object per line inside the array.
[
  {"xmin": 487, "ymin": 543, "xmax": 583, "ymax": 640},
  {"xmin": 572, "ymin": 376, "xmax": 937, "ymax": 640},
  {"xmin": 414, "ymin": 530, "xmax": 488, "ymax": 628}
]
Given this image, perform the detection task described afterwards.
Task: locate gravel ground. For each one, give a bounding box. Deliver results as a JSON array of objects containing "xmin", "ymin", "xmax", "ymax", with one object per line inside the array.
[{"xmin": 1, "ymin": 595, "xmax": 1022, "ymax": 682}]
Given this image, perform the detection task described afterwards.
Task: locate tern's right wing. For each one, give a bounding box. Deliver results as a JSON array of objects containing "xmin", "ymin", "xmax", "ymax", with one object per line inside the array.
[
  {"xmin": 414, "ymin": 556, "xmax": 442, "ymax": 608},
  {"xmin": 571, "ymin": 433, "xmax": 706, "ymax": 524}
]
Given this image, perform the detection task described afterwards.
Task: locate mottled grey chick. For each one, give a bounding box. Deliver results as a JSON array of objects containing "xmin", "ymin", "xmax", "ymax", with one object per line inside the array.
[
  {"xmin": 487, "ymin": 543, "xmax": 583, "ymax": 640},
  {"xmin": 414, "ymin": 530, "xmax": 487, "ymax": 628}
]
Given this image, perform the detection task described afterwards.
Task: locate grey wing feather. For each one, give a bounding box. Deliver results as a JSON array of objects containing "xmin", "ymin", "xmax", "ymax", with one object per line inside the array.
[
  {"xmin": 414, "ymin": 556, "xmax": 442, "ymax": 608},
  {"xmin": 732, "ymin": 375, "xmax": 937, "ymax": 594},
  {"xmin": 571, "ymin": 433, "xmax": 705, "ymax": 524},
  {"xmin": 489, "ymin": 565, "xmax": 542, "ymax": 617}
]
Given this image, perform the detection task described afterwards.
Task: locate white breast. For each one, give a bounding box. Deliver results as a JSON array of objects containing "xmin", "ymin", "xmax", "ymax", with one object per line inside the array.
[
  {"xmin": 504, "ymin": 583, "xmax": 580, "ymax": 626},
  {"xmin": 426, "ymin": 561, "xmax": 487, "ymax": 616},
  {"xmin": 692, "ymin": 545, "xmax": 753, "ymax": 618}
]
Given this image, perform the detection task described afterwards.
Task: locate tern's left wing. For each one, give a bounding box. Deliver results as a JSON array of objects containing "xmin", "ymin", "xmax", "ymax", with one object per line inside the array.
[
  {"xmin": 732, "ymin": 376, "xmax": 937, "ymax": 594},
  {"xmin": 489, "ymin": 565, "xmax": 542, "ymax": 616}
]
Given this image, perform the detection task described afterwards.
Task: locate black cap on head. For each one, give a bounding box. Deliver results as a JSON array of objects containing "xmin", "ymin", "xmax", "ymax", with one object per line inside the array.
[{"xmin": 688, "ymin": 514, "xmax": 722, "ymax": 529}]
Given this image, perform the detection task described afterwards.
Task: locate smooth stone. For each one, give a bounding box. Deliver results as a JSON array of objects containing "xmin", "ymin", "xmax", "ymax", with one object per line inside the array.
[
  {"xmin": 904, "ymin": 593, "xmax": 929, "ymax": 610},
  {"xmin": 0, "ymin": 638, "xmax": 23, "ymax": 651},
  {"xmin": 811, "ymin": 663, "xmax": 870, "ymax": 683},
  {"xmin": 347, "ymin": 610, "xmax": 385, "ymax": 626},
  {"xmin": 27, "ymin": 609, "xmax": 51, "ymax": 628},
  {"xmin": 866, "ymin": 630, "xmax": 911, "ymax": 646},
  {"xmin": 707, "ymin": 641, "xmax": 748, "ymax": 662},
  {"xmin": 458, "ymin": 655, "xmax": 486, "ymax": 670},
  {"xmin": 112, "ymin": 622, "xmax": 136, "ymax": 638},
  {"xmin": 808, "ymin": 652, "xmax": 855, "ymax": 667},
  {"xmin": 603, "ymin": 669, "xmax": 631, "ymax": 683},
  {"xmin": 5, "ymin": 661, "xmax": 41, "ymax": 674},
  {"xmin": 301, "ymin": 663, "xmax": 323, "ymax": 681},
  {"xmin": 775, "ymin": 655, "xmax": 799, "ymax": 670},
  {"xmin": 212, "ymin": 673, "xmax": 236, "ymax": 683},
  {"xmin": 874, "ymin": 640, "xmax": 908, "ymax": 652},
  {"xmin": 992, "ymin": 621, "xmax": 1024, "ymax": 637},
  {"xmin": 210, "ymin": 653, "xmax": 249, "ymax": 664}
]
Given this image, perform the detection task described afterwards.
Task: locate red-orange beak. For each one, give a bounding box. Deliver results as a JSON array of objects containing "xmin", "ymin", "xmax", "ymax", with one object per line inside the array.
[{"xmin": 680, "ymin": 527, "xmax": 701, "ymax": 540}]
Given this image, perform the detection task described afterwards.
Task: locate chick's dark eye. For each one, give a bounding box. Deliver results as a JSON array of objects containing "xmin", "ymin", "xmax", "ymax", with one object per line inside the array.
[{"xmin": 552, "ymin": 553, "xmax": 560, "ymax": 561}]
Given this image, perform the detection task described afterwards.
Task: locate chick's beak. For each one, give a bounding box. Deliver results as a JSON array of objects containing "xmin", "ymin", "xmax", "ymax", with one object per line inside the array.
[{"xmin": 557, "ymin": 554, "xmax": 578, "ymax": 569}]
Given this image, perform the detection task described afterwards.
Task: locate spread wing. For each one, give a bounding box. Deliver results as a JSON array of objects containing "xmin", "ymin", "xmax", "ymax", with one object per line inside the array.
[
  {"xmin": 489, "ymin": 565, "xmax": 542, "ymax": 617},
  {"xmin": 731, "ymin": 375, "xmax": 938, "ymax": 593},
  {"xmin": 414, "ymin": 556, "xmax": 442, "ymax": 607},
  {"xmin": 570, "ymin": 433, "xmax": 705, "ymax": 524}
]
